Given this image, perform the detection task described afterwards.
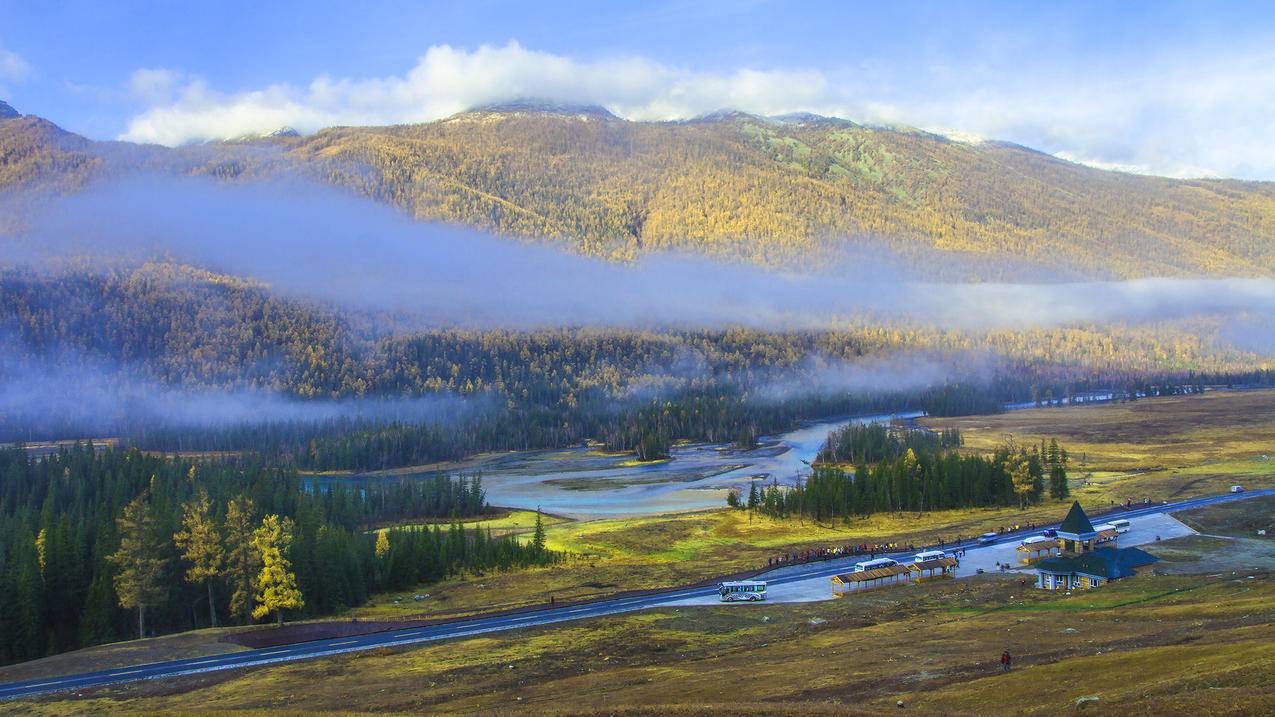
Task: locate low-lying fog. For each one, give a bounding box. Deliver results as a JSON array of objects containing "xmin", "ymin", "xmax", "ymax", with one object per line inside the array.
[{"xmin": 5, "ymin": 176, "xmax": 1274, "ymax": 332}]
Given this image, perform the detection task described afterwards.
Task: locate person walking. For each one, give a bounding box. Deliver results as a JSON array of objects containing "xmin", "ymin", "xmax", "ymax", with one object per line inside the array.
[{"xmin": 1001, "ymin": 650, "xmax": 1012, "ymax": 673}]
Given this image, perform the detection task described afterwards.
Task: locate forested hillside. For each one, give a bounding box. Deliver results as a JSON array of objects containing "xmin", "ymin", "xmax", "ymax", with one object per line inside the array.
[
  {"xmin": 4, "ymin": 103, "xmax": 1275, "ymax": 278},
  {"xmin": 3, "ymin": 263, "xmax": 1270, "ymax": 468}
]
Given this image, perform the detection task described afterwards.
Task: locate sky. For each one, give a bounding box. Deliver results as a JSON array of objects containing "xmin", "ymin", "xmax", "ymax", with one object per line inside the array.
[{"xmin": 2, "ymin": 1, "xmax": 1275, "ymax": 179}]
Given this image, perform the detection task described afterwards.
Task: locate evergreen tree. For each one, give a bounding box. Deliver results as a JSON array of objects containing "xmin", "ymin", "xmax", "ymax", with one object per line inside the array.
[
  {"xmin": 531, "ymin": 509, "xmax": 546, "ymax": 554},
  {"xmin": 224, "ymin": 496, "xmax": 261, "ymax": 624}
]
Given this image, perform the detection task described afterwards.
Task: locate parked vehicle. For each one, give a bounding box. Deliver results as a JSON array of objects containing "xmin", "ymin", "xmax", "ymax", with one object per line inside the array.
[
  {"xmin": 1231, "ymin": 485, "xmax": 1245, "ymax": 493},
  {"xmin": 718, "ymin": 580, "xmax": 767, "ymax": 602},
  {"xmin": 1108, "ymin": 519, "xmax": 1131, "ymax": 533},
  {"xmin": 913, "ymin": 550, "xmax": 948, "ymax": 563},
  {"xmin": 853, "ymin": 557, "xmax": 899, "ymax": 572},
  {"xmin": 1041, "ymin": 528, "xmax": 1058, "ymax": 537}
]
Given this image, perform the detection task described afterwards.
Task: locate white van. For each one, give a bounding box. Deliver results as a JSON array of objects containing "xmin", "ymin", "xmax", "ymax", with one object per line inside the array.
[
  {"xmin": 977, "ymin": 532, "xmax": 999, "ymax": 545},
  {"xmin": 913, "ymin": 550, "xmax": 947, "ymax": 563},
  {"xmin": 1108, "ymin": 519, "xmax": 1131, "ymax": 534},
  {"xmin": 853, "ymin": 557, "xmax": 899, "ymax": 572},
  {"xmin": 1231, "ymin": 485, "xmax": 1245, "ymax": 493}
]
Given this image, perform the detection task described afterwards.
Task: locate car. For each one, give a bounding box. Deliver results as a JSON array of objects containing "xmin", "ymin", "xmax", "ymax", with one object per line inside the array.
[
  {"xmin": 1230, "ymin": 485, "xmax": 1245, "ymax": 493},
  {"xmin": 1041, "ymin": 528, "xmax": 1058, "ymax": 537},
  {"xmin": 977, "ymin": 532, "xmax": 998, "ymax": 545}
]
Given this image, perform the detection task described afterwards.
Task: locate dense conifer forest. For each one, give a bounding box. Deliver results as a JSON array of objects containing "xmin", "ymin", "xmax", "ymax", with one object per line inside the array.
[
  {"xmin": 738, "ymin": 428, "xmax": 1071, "ymax": 521},
  {"xmin": 0, "ymin": 444, "xmax": 558, "ymax": 665}
]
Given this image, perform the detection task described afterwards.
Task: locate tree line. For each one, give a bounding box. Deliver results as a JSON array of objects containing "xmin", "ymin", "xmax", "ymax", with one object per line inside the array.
[
  {"xmin": 732, "ymin": 429, "xmax": 1070, "ymax": 521},
  {"xmin": 0, "ymin": 443, "xmax": 557, "ymax": 666}
]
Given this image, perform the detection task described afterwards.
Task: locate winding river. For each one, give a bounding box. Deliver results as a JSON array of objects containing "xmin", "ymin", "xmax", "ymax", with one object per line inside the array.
[{"xmin": 322, "ymin": 392, "xmax": 1117, "ymax": 518}]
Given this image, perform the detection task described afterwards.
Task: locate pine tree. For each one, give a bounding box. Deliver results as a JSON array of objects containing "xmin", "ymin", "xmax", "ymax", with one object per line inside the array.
[
  {"xmin": 531, "ymin": 509, "xmax": 546, "ymax": 554},
  {"xmin": 174, "ymin": 490, "xmax": 225, "ymax": 628},
  {"xmin": 224, "ymin": 496, "xmax": 261, "ymax": 624},
  {"xmin": 108, "ymin": 493, "xmax": 168, "ymax": 639},
  {"xmin": 251, "ymin": 515, "xmax": 304, "ymax": 625}
]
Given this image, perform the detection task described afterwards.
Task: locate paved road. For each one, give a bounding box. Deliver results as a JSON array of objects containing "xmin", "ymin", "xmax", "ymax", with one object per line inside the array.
[{"xmin": 2, "ymin": 487, "xmax": 1271, "ymax": 701}]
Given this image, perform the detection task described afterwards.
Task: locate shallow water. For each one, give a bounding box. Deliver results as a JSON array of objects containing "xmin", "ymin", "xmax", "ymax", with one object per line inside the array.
[{"xmin": 450, "ymin": 410, "xmax": 921, "ymax": 518}]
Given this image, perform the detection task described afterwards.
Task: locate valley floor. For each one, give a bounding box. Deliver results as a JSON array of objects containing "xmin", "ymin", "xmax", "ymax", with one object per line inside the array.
[{"xmin": 3, "ymin": 390, "xmax": 1274, "ymax": 714}]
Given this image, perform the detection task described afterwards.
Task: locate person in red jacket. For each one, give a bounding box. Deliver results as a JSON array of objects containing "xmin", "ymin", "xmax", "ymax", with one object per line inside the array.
[{"xmin": 1001, "ymin": 650, "xmax": 1012, "ymax": 673}]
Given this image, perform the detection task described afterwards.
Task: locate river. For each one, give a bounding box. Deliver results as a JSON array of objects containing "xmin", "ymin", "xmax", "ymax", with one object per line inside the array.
[{"xmin": 318, "ymin": 392, "xmax": 1120, "ymax": 518}]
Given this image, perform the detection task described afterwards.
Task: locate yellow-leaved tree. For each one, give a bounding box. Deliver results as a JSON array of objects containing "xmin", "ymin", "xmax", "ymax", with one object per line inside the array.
[
  {"xmin": 174, "ymin": 490, "xmax": 224, "ymax": 627},
  {"xmin": 375, "ymin": 530, "xmax": 390, "ymax": 560},
  {"xmin": 251, "ymin": 514, "xmax": 304, "ymax": 625},
  {"xmin": 109, "ymin": 492, "xmax": 168, "ymax": 639}
]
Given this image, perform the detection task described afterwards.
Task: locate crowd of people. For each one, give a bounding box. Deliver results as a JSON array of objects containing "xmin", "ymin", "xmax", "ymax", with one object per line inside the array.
[
  {"xmin": 767, "ymin": 542, "xmax": 903, "ymax": 567},
  {"xmin": 763, "ymin": 522, "xmax": 1056, "ymax": 568}
]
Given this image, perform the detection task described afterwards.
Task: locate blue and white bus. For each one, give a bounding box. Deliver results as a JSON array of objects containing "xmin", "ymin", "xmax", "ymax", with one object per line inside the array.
[
  {"xmin": 718, "ymin": 580, "xmax": 767, "ymax": 601},
  {"xmin": 853, "ymin": 557, "xmax": 899, "ymax": 572}
]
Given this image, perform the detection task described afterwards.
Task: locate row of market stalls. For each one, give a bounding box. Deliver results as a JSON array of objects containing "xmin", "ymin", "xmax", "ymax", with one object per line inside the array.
[{"xmin": 830, "ymin": 556, "xmax": 958, "ymax": 596}]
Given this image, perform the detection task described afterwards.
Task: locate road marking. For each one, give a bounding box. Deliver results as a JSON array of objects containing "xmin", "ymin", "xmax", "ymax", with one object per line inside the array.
[
  {"xmin": 329, "ymin": 639, "xmax": 358, "ymax": 647},
  {"xmin": 186, "ymin": 657, "xmax": 227, "ymax": 665},
  {"xmin": 108, "ymin": 668, "xmax": 146, "ymax": 676},
  {"xmin": 9, "ymin": 680, "xmax": 64, "ymax": 689},
  {"xmin": 258, "ymin": 648, "xmax": 294, "ymax": 656}
]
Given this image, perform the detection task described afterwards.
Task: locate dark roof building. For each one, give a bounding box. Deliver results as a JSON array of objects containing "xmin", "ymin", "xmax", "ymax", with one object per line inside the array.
[{"xmin": 1036, "ymin": 545, "xmax": 1158, "ymax": 590}]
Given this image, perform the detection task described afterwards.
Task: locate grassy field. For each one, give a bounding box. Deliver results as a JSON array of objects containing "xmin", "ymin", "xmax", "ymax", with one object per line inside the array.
[
  {"xmin": 372, "ymin": 509, "xmax": 571, "ymax": 536},
  {"xmin": 920, "ymin": 389, "xmax": 1275, "ymax": 503},
  {"xmin": 9, "ymin": 569, "xmax": 1272, "ymax": 715}
]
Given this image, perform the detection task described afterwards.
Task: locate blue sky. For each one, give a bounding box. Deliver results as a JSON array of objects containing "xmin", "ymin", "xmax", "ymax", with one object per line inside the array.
[{"xmin": 3, "ymin": 1, "xmax": 1275, "ymax": 179}]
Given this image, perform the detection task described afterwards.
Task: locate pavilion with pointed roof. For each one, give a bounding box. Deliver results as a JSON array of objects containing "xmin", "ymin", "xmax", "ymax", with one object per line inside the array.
[{"xmin": 1056, "ymin": 500, "xmax": 1099, "ymax": 553}]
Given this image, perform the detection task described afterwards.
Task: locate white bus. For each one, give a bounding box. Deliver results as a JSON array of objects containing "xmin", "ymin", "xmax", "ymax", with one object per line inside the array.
[
  {"xmin": 913, "ymin": 550, "xmax": 948, "ymax": 563},
  {"xmin": 718, "ymin": 580, "xmax": 767, "ymax": 602},
  {"xmin": 1108, "ymin": 519, "xmax": 1131, "ymax": 534},
  {"xmin": 853, "ymin": 557, "xmax": 899, "ymax": 572}
]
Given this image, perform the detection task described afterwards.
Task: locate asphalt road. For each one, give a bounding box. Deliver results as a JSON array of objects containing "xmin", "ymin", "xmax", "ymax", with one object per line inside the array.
[{"xmin": 2, "ymin": 487, "xmax": 1270, "ymax": 701}]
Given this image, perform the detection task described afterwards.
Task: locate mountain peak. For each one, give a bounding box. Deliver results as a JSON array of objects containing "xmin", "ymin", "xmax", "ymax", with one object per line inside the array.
[
  {"xmin": 683, "ymin": 109, "xmax": 764, "ymax": 124},
  {"xmin": 768, "ymin": 112, "xmax": 857, "ymax": 128},
  {"xmin": 0, "ymin": 100, "xmax": 19, "ymax": 119},
  {"xmin": 268, "ymin": 126, "xmax": 300, "ymax": 138},
  {"xmin": 462, "ymin": 99, "xmax": 619, "ymax": 120}
]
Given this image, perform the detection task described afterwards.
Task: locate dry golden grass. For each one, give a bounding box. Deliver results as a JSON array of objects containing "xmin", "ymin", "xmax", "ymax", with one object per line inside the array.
[{"xmin": 11, "ymin": 571, "xmax": 1272, "ymax": 716}]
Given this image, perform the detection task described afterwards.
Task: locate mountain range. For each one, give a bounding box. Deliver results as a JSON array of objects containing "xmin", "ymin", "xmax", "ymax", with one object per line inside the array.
[{"xmin": 3, "ymin": 100, "xmax": 1274, "ymax": 279}]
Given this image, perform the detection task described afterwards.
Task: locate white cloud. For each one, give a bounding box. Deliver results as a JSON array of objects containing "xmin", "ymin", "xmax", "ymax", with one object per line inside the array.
[
  {"xmin": 118, "ymin": 41, "xmax": 1275, "ymax": 180},
  {"xmin": 0, "ymin": 45, "xmax": 31, "ymax": 84},
  {"xmin": 121, "ymin": 43, "xmax": 829, "ymax": 145},
  {"xmin": 128, "ymin": 68, "xmax": 183, "ymax": 104}
]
